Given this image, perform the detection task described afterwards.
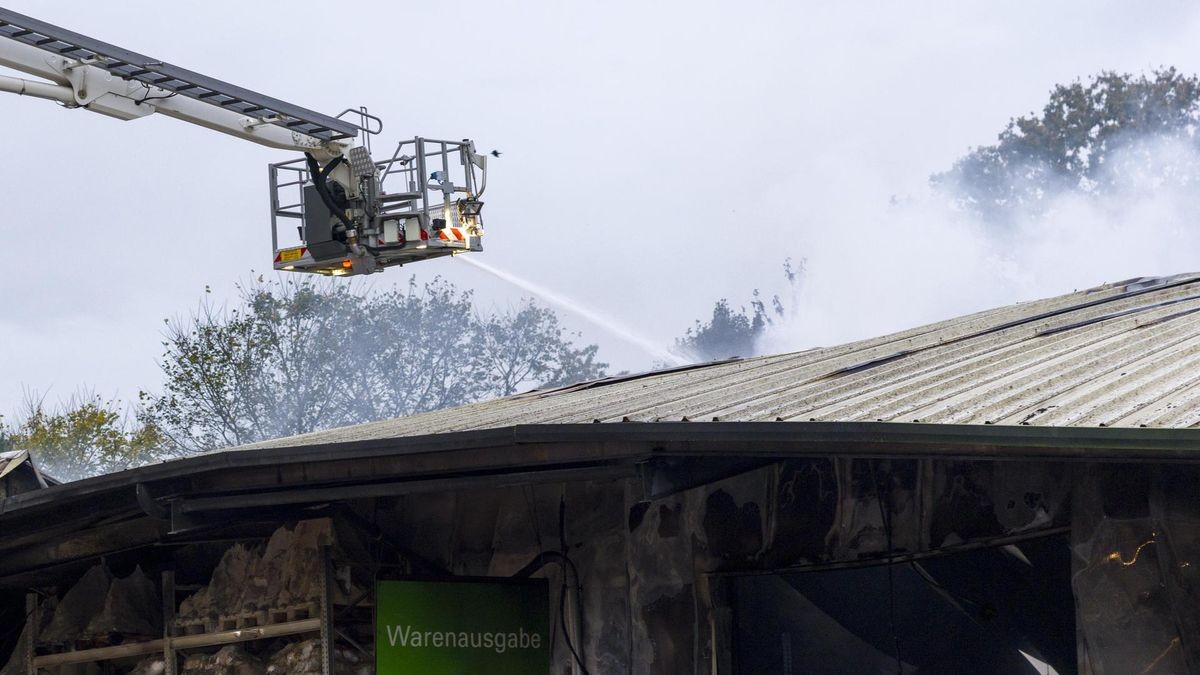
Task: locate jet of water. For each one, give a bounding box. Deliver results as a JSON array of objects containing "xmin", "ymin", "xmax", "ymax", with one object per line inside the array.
[{"xmin": 458, "ymin": 256, "xmax": 686, "ymax": 366}]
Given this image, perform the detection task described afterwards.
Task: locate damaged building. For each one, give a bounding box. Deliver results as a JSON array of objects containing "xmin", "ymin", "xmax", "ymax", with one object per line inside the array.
[
  {"xmin": 3, "ymin": 274, "xmax": 1200, "ymax": 673},
  {"xmin": 0, "ymin": 451, "xmax": 54, "ymax": 499}
]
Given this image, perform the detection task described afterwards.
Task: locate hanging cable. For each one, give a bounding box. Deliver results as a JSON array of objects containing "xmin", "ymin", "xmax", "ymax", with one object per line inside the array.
[
  {"xmin": 557, "ymin": 492, "xmax": 589, "ymax": 675},
  {"xmin": 304, "ymin": 152, "xmax": 355, "ymax": 234},
  {"xmin": 134, "ymin": 80, "xmax": 177, "ymax": 104},
  {"xmin": 524, "ymin": 484, "xmax": 544, "ymax": 552},
  {"xmin": 513, "ymin": 550, "xmax": 589, "ymax": 674},
  {"xmin": 512, "ymin": 496, "xmax": 590, "ymax": 675}
]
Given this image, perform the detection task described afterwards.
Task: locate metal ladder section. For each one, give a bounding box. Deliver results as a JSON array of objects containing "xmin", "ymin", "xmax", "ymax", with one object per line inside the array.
[{"xmin": 0, "ymin": 7, "xmax": 358, "ymax": 141}]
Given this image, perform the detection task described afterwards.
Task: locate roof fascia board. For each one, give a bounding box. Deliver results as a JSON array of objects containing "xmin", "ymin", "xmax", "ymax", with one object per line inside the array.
[{"xmin": 5, "ymin": 421, "xmax": 1200, "ymax": 519}]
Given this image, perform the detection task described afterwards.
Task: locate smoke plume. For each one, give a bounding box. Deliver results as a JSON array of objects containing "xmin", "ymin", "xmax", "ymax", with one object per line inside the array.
[{"xmin": 757, "ymin": 133, "xmax": 1200, "ymax": 355}]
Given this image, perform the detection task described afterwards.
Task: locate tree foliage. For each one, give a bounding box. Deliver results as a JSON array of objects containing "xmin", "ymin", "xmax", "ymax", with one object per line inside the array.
[
  {"xmin": 140, "ymin": 276, "xmax": 608, "ymax": 452},
  {"xmin": 4, "ymin": 394, "xmax": 170, "ymax": 482},
  {"xmin": 676, "ymin": 259, "xmax": 801, "ymax": 362},
  {"xmin": 934, "ymin": 68, "xmax": 1200, "ymax": 221},
  {"xmin": 476, "ymin": 301, "xmax": 607, "ymax": 396}
]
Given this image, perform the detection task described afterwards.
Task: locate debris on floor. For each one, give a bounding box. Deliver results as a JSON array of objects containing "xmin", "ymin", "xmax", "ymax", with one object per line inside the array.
[
  {"xmin": 266, "ymin": 638, "xmax": 372, "ymax": 674},
  {"xmin": 181, "ymin": 645, "xmax": 264, "ymax": 674}
]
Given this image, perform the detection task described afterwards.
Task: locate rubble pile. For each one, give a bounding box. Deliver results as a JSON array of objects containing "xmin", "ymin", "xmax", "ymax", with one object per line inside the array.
[
  {"xmin": 30, "ymin": 563, "xmax": 161, "ymax": 647},
  {"xmin": 177, "ymin": 519, "xmax": 335, "ymax": 626},
  {"xmin": 178, "ymin": 543, "xmax": 260, "ymax": 623},
  {"xmin": 181, "ymin": 646, "xmax": 265, "ymax": 675},
  {"xmin": 265, "ymin": 638, "xmax": 372, "ymax": 675},
  {"xmin": 40, "ymin": 564, "xmax": 112, "ymax": 645},
  {"xmin": 0, "ymin": 519, "xmax": 364, "ymax": 673},
  {"xmin": 1, "ymin": 565, "xmax": 160, "ymax": 672},
  {"xmin": 87, "ymin": 565, "xmax": 162, "ymax": 637},
  {"xmin": 261, "ymin": 519, "xmax": 330, "ymax": 609}
]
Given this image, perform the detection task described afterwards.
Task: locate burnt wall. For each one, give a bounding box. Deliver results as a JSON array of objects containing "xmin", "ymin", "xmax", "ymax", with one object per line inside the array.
[
  {"xmin": 373, "ymin": 457, "xmax": 1070, "ymax": 674},
  {"xmin": 1072, "ymin": 464, "xmax": 1200, "ymax": 674}
]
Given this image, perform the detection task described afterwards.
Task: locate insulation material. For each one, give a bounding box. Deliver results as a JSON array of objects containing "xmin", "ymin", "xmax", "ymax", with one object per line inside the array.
[
  {"xmin": 86, "ymin": 565, "xmax": 162, "ymax": 638},
  {"xmin": 265, "ymin": 638, "xmax": 372, "ymax": 675},
  {"xmin": 177, "ymin": 519, "xmax": 334, "ymax": 625},
  {"xmin": 40, "ymin": 564, "xmax": 112, "ymax": 645},
  {"xmin": 180, "ymin": 645, "xmax": 264, "ymax": 674}
]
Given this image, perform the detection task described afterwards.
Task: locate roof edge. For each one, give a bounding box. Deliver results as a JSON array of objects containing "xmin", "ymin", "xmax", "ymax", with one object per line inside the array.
[{"xmin": 5, "ymin": 421, "xmax": 1200, "ymax": 519}]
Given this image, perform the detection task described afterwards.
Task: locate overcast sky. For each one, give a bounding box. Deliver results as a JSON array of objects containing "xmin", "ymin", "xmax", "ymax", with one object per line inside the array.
[{"xmin": 3, "ymin": 0, "xmax": 1200, "ymax": 418}]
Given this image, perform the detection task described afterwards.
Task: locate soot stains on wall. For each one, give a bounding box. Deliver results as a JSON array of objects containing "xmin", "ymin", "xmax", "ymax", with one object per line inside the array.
[{"xmin": 375, "ymin": 458, "xmax": 1070, "ymax": 674}]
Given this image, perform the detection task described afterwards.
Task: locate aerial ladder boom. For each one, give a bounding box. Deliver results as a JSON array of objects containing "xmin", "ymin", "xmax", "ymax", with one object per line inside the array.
[{"xmin": 0, "ymin": 7, "xmax": 487, "ymax": 276}]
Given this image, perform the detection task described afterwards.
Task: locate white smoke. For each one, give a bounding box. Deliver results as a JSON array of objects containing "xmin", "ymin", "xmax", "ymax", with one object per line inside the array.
[{"xmin": 757, "ymin": 133, "xmax": 1200, "ymax": 355}]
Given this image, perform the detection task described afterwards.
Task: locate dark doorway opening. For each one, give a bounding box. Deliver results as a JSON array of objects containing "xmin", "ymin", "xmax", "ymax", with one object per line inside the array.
[{"xmin": 732, "ymin": 533, "xmax": 1076, "ymax": 674}]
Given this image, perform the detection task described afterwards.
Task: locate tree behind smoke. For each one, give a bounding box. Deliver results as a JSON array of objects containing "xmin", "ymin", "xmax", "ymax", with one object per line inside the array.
[
  {"xmin": 5, "ymin": 393, "xmax": 170, "ymax": 482},
  {"xmin": 933, "ymin": 68, "xmax": 1200, "ymax": 223},
  {"xmin": 140, "ymin": 276, "xmax": 607, "ymax": 453},
  {"xmin": 676, "ymin": 260, "xmax": 802, "ymax": 362}
]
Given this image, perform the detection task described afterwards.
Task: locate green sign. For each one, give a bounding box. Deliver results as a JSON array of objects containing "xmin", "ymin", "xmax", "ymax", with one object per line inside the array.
[{"xmin": 375, "ymin": 578, "xmax": 550, "ymax": 674}]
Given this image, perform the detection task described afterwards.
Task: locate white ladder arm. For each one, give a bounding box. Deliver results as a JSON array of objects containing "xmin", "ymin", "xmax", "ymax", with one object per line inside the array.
[{"xmin": 0, "ymin": 15, "xmax": 352, "ymax": 159}]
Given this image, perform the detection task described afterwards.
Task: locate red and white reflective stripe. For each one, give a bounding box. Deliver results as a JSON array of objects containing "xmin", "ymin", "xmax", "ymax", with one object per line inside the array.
[
  {"xmin": 273, "ymin": 247, "xmax": 307, "ymax": 263},
  {"xmin": 437, "ymin": 227, "xmax": 466, "ymax": 242}
]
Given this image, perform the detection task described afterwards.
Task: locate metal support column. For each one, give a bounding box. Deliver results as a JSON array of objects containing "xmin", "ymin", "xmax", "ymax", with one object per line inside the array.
[
  {"xmin": 705, "ymin": 575, "xmax": 735, "ymax": 675},
  {"xmin": 321, "ymin": 545, "xmax": 335, "ymax": 675},
  {"xmin": 24, "ymin": 593, "xmax": 37, "ymax": 675},
  {"xmin": 162, "ymin": 571, "xmax": 176, "ymax": 675}
]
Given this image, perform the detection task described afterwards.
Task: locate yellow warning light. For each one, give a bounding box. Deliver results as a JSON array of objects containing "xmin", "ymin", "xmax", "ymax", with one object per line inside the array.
[{"xmin": 341, "ymin": 260, "xmax": 353, "ymax": 269}]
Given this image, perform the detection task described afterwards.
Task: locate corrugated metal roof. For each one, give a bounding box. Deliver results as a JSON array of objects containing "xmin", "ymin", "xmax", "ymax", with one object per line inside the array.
[
  {"xmin": 0, "ymin": 450, "xmax": 28, "ymax": 480},
  {"xmin": 236, "ymin": 273, "xmax": 1200, "ymax": 451}
]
